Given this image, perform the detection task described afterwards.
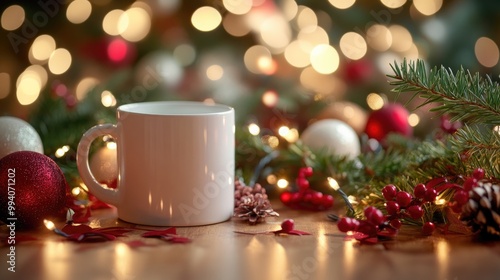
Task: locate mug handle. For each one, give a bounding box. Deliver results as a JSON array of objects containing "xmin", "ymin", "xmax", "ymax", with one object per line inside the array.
[{"xmin": 77, "ymin": 124, "xmax": 120, "ymax": 206}]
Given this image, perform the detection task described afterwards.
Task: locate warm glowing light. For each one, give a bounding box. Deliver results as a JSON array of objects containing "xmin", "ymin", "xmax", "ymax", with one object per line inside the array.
[
  {"xmin": 299, "ymin": 67, "xmax": 347, "ymax": 97},
  {"xmin": 259, "ymin": 14, "xmax": 292, "ymax": 51},
  {"xmin": 408, "ymin": 113, "xmax": 420, "ymax": 127},
  {"xmin": 1, "ymin": 5, "xmax": 25, "ymax": 31},
  {"xmin": 413, "ymin": 0, "xmax": 443, "ymax": 16},
  {"xmin": 173, "ymin": 44, "xmax": 196, "ymax": 66},
  {"xmin": 55, "ymin": 145, "xmax": 70, "ymax": 158},
  {"xmin": 106, "ymin": 142, "xmax": 117, "ymax": 150},
  {"xmin": 295, "ymin": 6, "xmax": 317, "ymax": 30},
  {"xmin": 278, "ymin": 126, "xmax": 290, "ymax": 137},
  {"xmin": 48, "ymin": 48, "xmax": 72, "ymax": 75},
  {"xmin": 102, "ymin": 9, "xmax": 124, "ymax": 36},
  {"xmin": 262, "ymin": 90, "xmax": 279, "ymax": 107},
  {"xmin": 257, "ymin": 56, "xmax": 276, "ymax": 75},
  {"xmin": 381, "ymin": 0, "xmax": 406, "ymax": 9},
  {"xmin": 328, "ymin": 0, "xmax": 356, "ymax": 10},
  {"xmin": 248, "ymin": 123, "xmax": 261, "ymax": 136},
  {"xmin": 0, "ymin": 73, "xmax": 10, "ymax": 99},
  {"xmin": 17, "ymin": 65, "xmax": 48, "ymax": 90},
  {"xmin": 223, "ymin": 14, "xmax": 250, "ymax": 37},
  {"xmin": 328, "ymin": 177, "xmax": 339, "ymax": 190},
  {"xmin": 66, "ymin": 0, "xmax": 92, "ymax": 24},
  {"xmin": 16, "ymin": 76, "xmax": 41, "ymax": 105},
  {"xmin": 366, "ymin": 24, "xmax": 392, "ymax": 51},
  {"xmin": 282, "ymin": 0, "xmax": 299, "ymax": 21},
  {"xmin": 72, "ymin": 187, "xmax": 81, "ymax": 196},
  {"xmin": 347, "ymin": 195, "xmax": 358, "ymax": 205},
  {"xmin": 310, "ymin": 44, "xmax": 340, "ymax": 74},
  {"xmin": 389, "ymin": 25, "xmax": 413, "ymax": 52},
  {"xmin": 283, "ymin": 128, "xmax": 299, "ymax": 143},
  {"xmin": 30, "ymin": 35, "xmax": 56, "ymax": 63},
  {"xmin": 340, "ymin": 32, "xmax": 367, "ymax": 60},
  {"xmin": 44, "ymin": 220, "xmax": 55, "ymax": 230},
  {"xmin": 119, "ymin": 7, "xmax": 151, "ymax": 42},
  {"xmin": 223, "ymin": 0, "xmax": 252, "ymax": 15},
  {"xmin": 435, "ymin": 198, "xmax": 447, "ymax": 205},
  {"xmin": 244, "ymin": 45, "xmax": 273, "ymax": 74},
  {"xmin": 277, "ymin": 179, "xmax": 289, "ymax": 189},
  {"xmin": 267, "ymin": 174, "xmax": 277, "ymax": 184},
  {"xmin": 366, "ymin": 93, "xmax": 385, "ymax": 110},
  {"xmin": 475, "ymin": 37, "xmax": 499, "ymax": 68},
  {"xmin": 263, "ymin": 135, "xmax": 279, "ymax": 149},
  {"xmin": 101, "ymin": 90, "xmax": 117, "ymax": 107},
  {"xmin": 284, "ymin": 40, "xmax": 311, "ymax": 68},
  {"xmin": 206, "ymin": 64, "xmax": 224, "ymax": 81},
  {"xmin": 191, "ymin": 6, "xmax": 222, "ymax": 32},
  {"xmin": 76, "ymin": 77, "xmax": 99, "ymax": 100}
]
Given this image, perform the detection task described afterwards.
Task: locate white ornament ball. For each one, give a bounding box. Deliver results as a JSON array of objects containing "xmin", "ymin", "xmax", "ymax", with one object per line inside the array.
[
  {"xmin": 300, "ymin": 119, "xmax": 360, "ymax": 159},
  {"xmin": 0, "ymin": 116, "xmax": 44, "ymax": 160},
  {"xmin": 90, "ymin": 146, "xmax": 118, "ymax": 183}
]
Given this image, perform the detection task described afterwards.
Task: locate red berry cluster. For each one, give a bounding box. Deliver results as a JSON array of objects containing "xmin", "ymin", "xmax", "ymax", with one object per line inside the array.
[
  {"xmin": 337, "ymin": 206, "xmax": 398, "ymax": 243},
  {"xmin": 382, "ymin": 183, "xmax": 437, "ymax": 235},
  {"xmin": 449, "ymin": 168, "xmax": 484, "ymax": 213},
  {"xmin": 280, "ymin": 167, "xmax": 334, "ymax": 211}
]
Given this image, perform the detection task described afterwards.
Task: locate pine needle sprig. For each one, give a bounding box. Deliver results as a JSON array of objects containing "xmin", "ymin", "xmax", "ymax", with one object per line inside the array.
[{"xmin": 388, "ymin": 59, "xmax": 500, "ymax": 124}]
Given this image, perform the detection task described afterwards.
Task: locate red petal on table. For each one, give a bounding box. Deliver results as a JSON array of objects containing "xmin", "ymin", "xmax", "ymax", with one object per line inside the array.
[
  {"xmin": 352, "ymin": 232, "xmax": 370, "ymax": 240},
  {"xmin": 377, "ymin": 230, "xmax": 398, "ymax": 238},
  {"xmin": 161, "ymin": 235, "xmax": 192, "ymax": 243},
  {"xmin": 288, "ymin": 230, "xmax": 311, "ymax": 236},
  {"xmin": 95, "ymin": 227, "xmax": 133, "ymax": 237},
  {"xmin": 62, "ymin": 224, "xmax": 93, "ymax": 235},
  {"xmin": 88, "ymin": 192, "xmax": 113, "ymax": 210},
  {"xmin": 141, "ymin": 227, "xmax": 177, "ymax": 237},
  {"xmin": 68, "ymin": 232, "xmax": 116, "ymax": 242}
]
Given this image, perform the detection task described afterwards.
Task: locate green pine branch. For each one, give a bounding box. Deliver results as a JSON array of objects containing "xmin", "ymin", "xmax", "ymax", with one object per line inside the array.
[{"xmin": 388, "ymin": 59, "xmax": 500, "ymax": 124}]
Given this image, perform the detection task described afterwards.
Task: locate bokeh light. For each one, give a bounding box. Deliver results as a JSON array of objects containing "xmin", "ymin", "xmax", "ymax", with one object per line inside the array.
[
  {"xmin": 222, "ymin": 13, "xmax": 251, "ymax": 37},
  {"xmin": 310, "ymin": 44, "xmax": 340, "ymax": 74},
  {"xmin": 29, "ymin": 34, "xmax": 56, "ymax": 63},
  {"xmin": 191, "ymin": 6, "xmax": 222, "ymax": 32},
  {"xmin": 339, "ymin": 32, "xmax": 367, "ymax": 60},
  {"xmin": 101, "ymin": 90, "xmax": 117, "ymax": 107},
  {"xmin": 66, "ymin": 0, "xmax": 92, "ymax": 24},
  {"xmin": 102, "ymin": 9, "xmax": 124, "ymax": 36},
  {"xmin": 366, "ymin": 93, "xmax": 385, "ymax": 110},
  {"xmin": 16, "ymin": 73, "xmax": 41, "ymax": 106},
  {"xmin": 475, "ymin": 37, "xmax": 499, "ymax": 68},
  {"xmin": 206, "ymin": 64, "xmax": 224, "ymax": 81},
  {"xmin": 413, "ymin": 0, "xmax": 443, "ymax": 16},
  {"xmin": 381, "ymin": 0, "xmax": 406, "ymax": 9},
  {"xmin": 389, "ymin": 25, "xmax": 413, "ymax": 52},
  {"xmin": 281, "ymin": 0, "xmax": 299, "ymax": 21},
  {"xmin": 295, "ymin": 6, "xmax": 317, "ymax": 30},
  {"xmin": 76, "ymin": 77, "xmax": 99, "ymax": 100},
  {"xmin": 248, "ymin": 123, "xmax": 260, "ymax": 135},
  {"xmin": 244, "ymin": 45, "xmax": 273, "ymax": 74},
  {"xmin": 223, "ymin": 0, "xmax": 252, "ymax": 15},
  {"xmin": 48, "ymin": 48, "xmax": 72, "ymax": 75},
  {"xmin": 259, "ymin": 14, "xmax": 292, "ymax": 51},
  {"xmin": 119, "ymin": 7, "xmax": 151, "ymax": 42},
  {"xmin": 285, "ymin": 40, "xmax": 311, "ymax": 68},
  {"xmin": 408, "ymin": 113, "xmax": 420, "ymax": 127},
  {"xmin": 173, "ymin": 44, "xmax": 196, "ymax": 66},
  {"xmin": 328, "ymin": 0, "xmax": 356, "ymax": 10},
  {"xmin": 366, "ymin": 24, "xmax": 392, "ymax": 51},
  {"xmin": 262, "ymin": 90, "xmax": 279, "ymax": 107},
  {"xmin": 107, "ymin": 38, "xmax": 128, "ymax": 62},
  {"xmin": 1, "ymin": 5, "xmax": 25, "ymax": 31}
]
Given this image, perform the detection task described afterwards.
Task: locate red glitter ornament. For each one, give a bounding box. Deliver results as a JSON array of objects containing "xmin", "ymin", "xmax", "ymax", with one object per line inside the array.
[
  {"xmin": 364, "ymin": 103, "xmax": 412, "ymax": 141},
  {"xmin": 0, "ymin": 151, "xmax": 67, "ymax": 229}
]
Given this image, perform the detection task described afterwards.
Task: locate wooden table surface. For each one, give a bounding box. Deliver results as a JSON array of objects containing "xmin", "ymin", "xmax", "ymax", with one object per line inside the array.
[{"xmin": 1, "ymin": 202, "xmax": 500, "ymax": 280}]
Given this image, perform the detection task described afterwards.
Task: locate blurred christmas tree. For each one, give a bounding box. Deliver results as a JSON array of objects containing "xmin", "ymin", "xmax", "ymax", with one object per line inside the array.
[{"xmin": 0, "ymin": 0, "xmax": 500, "ymax": 213}]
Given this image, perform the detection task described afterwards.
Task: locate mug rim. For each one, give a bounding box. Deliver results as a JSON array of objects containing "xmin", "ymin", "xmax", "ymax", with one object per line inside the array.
[{"xmin": 117, "ymin": 101, "xmax": 234, "ymax": 116}]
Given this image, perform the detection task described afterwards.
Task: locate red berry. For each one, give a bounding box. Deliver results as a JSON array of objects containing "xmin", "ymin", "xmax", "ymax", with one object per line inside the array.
[
  {"xmin": 424, "ymin": 188, "xmax": 437, "ymax": 202},
  {"xmin": 472, "ymin": 168, "xmax": 485, "ymax": 180},
  {"xmin": 311, "ymin": 191, "xmax": 323, "ymax": 205},
  {"xmin": 422, "ymin": 222, "xmax": 435, "ymax": 236},
  {"xmin": 413, "ymin": 183, "xmax": 427, "ymax": 199},
  {"xmin": 337, "ymin": 217, "xmax": 358, "ymax": 232},
  {"xmin": 322, "ymin": 195, "xmax": 334, "ymax": 208},
  {"xmin": 281, "ymin": 219, "xmax": 295, "ymax": 232},
  {"xmin": 296, "ymin": 177, "xmax": 310, "ymax": 190},
  {"xmin": 364, "ymin": 206, "xmax": 385, "ymax": 225},
  {"xmin": 280, "ymin": 191, "xmax": 292, "ymax": 204},
  {"xmin": 357, "ymin": 220, "xmax": 378, "ymax": 236},
  {"xmin": 299, "ymin": 167, "xmax": 314, "ymax": 177},
  {"xmin": 407, "ymin": 205, "xmax": 424, "ymax": 219},
  {"xmin": 390, "ymin": 218, "xmax": 402, "ymax": 229},
  {"xmin": 291, "ymin": 192, "xmax": 302, "ymax": 203},
  {"xmin": 453, "ymin": 189, "xmax": 469, "ymax": 205},
  {"xmin": 396, "ymin": 191, "xmax": 412, "ymax": 208},
  {"xmin": 386, "ymin": 201, "xmax": 400, "ymax": 215},
  {"xmin": 463, "ymin": 177, "xmax": 478, "ymax": 191},
  {"xmin": 303, "ymin": 192, "xmax": 313, "ymax": 202},
  {"xmin": 382, "ymin": 184, "xmax": 397, "ymax": 201}
]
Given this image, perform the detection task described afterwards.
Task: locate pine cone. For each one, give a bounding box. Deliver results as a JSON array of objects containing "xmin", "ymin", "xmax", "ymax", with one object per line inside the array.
[
  {"xmin": 234, "ymin": 194, "xmax": 279, "ymax": 224},
  {"xmin": 460, "ymin": 181, "xmax": 500, "ymax": 236},
  {"xmin": 234, "ymin": 179, "xmax": 278, "ymax": 224}
]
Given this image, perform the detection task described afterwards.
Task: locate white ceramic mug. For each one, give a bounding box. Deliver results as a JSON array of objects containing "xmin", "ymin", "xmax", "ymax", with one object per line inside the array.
[{"xmin": 77, "ymin": 101, "xmax": 235, "ymax": 226}]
